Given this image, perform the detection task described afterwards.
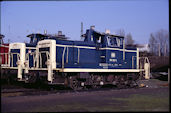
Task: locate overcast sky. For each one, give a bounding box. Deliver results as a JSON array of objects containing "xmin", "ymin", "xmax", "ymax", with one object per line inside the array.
[{"xmin": 1, "ymin": 0, "xmax": 169, "ymax": 44}]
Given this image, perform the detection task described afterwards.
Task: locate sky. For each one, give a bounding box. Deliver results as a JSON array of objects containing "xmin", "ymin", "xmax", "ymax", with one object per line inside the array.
[{"xmin": 1, "ymin": 0, "xmax": 169, "ymax": 44}]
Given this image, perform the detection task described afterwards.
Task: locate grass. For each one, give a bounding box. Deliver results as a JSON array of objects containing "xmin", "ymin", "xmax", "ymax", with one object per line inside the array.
[
  {"xmin": 30, "ymin": 103, "xmax": 125, "ymax": 112},
  {"xmin": 27, "ymin": 93, "xmax": 169, "ymax": 112},
  {"xmin": 111, "ymin": 94, "xmax": 169, "ymax": 111}
]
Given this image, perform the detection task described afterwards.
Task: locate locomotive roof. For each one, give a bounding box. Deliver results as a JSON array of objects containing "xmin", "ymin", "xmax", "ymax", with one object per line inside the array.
[
  {"xmin": 81, "ymin": 29, "xmax": 124, "ymax": 39},
  {"xmin": 106, "ymin": 34, "xmax": 124, "ymax": 38},
  {"xmin": 27, "ymin": 33, "xmax": 47, "ymax": 38},
  {"xmin": 45, "ymin": 34, "xmax": 68, "ymax": 40},
  {"xmin": 96, "ymin": 30, "xmax": 124, "ymax": 38},
  {"xmin": 27, "ymin": 33, "xmax": 68, "ymax": 40}
]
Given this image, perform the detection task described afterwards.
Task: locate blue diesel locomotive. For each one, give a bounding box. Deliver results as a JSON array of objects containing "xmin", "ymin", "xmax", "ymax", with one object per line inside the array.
[{"xmin": 19, "ymin": 26, "xmax": 141, "ymax": 89}]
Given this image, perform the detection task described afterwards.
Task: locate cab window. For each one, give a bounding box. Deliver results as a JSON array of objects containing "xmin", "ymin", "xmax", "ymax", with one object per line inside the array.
[
  {"xmin": 107, "ymin": 36, "xmax": 121, "ymax": 47},
  {"xmin": 30, "ymin": 37, "xmax": 38, "ymax": 43}
]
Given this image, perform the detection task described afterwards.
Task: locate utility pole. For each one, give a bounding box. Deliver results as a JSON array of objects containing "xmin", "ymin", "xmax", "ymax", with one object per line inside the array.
[{"xmin": 81, "ymin": 22, "xmax": 83, "ymax": 40}]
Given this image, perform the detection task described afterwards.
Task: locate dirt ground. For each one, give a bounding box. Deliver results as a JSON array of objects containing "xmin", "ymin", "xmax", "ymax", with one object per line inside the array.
[{"xmin": 1, "ymin": 79, "xmax": 170, "ymax": 112}]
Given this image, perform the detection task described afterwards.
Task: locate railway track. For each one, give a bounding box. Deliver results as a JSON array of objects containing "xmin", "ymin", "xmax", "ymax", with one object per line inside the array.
[
  {"xmin": 6, "ymin": 76, "xmax": 168, "ymax": 97},
  {"xmin": 2, "ymin": 81, "xmax": 168, "ymax": 98},
  {"xmin": 1, "ymin": 82, "xmax": 140, "ymax": 97}
]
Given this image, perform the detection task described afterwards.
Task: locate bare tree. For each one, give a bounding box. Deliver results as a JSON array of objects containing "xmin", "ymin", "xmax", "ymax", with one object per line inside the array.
[
  {"xmin": 155, "ymin": 29, "xmax": 169, "ymax": 56},
  {"xmin": 165, "ymin": 32, "xmax": 169, "ymax": 56},
  {"xmin": 116, "ymin": 29, "xmax": 125, "ymax": 37},
  {"xmin": 126, "ymin": 33, "xmax": 134, "ymax": 45},
  {"xmin": 148, "ymin": 29, "xmax": 169, "ymax": 56},
  {"xmin": 149, "ymin": 33, "xmax": 157, "ymax": 55}
]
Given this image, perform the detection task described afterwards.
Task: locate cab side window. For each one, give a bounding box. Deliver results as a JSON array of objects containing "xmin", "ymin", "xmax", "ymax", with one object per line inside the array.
[{"xmin": 107, "ymin": 36, "xmax": 122, "ymax": 47}]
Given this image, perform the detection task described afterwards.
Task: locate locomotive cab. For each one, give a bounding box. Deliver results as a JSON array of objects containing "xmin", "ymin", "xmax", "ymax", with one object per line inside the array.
[
  {"xmin": 82, "ymin": 27, "xmax": 138, "ymax": 69},
  {"xmin": 83, "ymin": 26, "xmax": 124, "ymax": 49}
]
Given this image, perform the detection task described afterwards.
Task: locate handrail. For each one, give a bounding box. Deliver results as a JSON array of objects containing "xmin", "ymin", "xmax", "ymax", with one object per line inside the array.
[
  {"xmin": 66, "ymin": 47, "xmax": 69, "ymax": 63},
  {"xmin": 33, "ymin": 52, "xmax": 37, "ymax": 68},
  {"xmin": 10, "ymin": 52, "xmax": 20, "ymax": 67},
  {"xmin": 78, "ymin": 48, "xmax": 80, "ymax": 63},
  {"xmin": 62, "ymin": 47, "xmax": 66, "ymax": 69},
  {"xmin": 38, "ymin": 51, "xmax": 50, "ymax": 68},
  {"xmin": 144, "ymin": 57, "xmax": 150, "ymax": 64},
  {"xmin": 39, "ymin": 52, "xmax": 42, "ymax": 68},
  {"xmin": 139, "ymin": 56, "xmax": 150, "ymax": 69}
]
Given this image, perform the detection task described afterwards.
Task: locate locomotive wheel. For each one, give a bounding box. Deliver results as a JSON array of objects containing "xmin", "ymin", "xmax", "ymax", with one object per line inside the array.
[
  {"xmin": 69, "ymin": 77, "xmax": 82, "ymax": 90},
  {"xmin": 116, "ymin": 75, "xmax": 126, "ymax": 89},
  {"xmin": 90, "ymin": 75, "xmax": 102, "ymax": 89}
]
